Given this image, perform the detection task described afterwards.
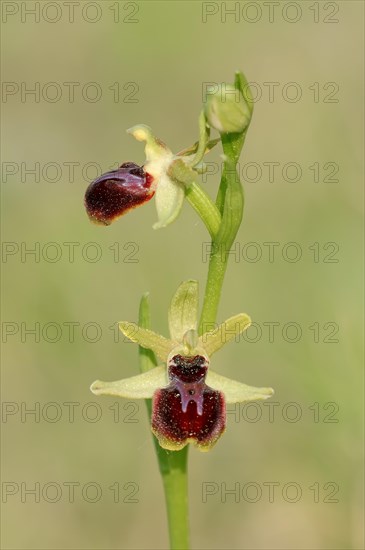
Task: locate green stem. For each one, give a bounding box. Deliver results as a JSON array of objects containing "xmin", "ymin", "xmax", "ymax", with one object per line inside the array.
[
  {"xmin": 198, "ymin": 247, "xmax": 228, "ymax": 333},
  {"xmin": 185, "ymin": 181, "xmax": 221, "ymax": 239},
  {"xmin": 161, "ymin": 449, "xmax": 190, "ymax": 550},
  {"xmin": 139, "ymin": 294, "xmax": 190, "ymax": 550},
  {"xmin": 199, "ymin": 132, "xmax": 246, "ymax": 332},
  {"xmin": 168, "ymin": 158, "xmax": 221, "ymax": 240}
]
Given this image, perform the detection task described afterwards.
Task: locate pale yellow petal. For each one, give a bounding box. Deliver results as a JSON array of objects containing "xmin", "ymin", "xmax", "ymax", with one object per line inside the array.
[{"xmin": 199, "ymin": 313, "xmax": 251, "ymax": 356}]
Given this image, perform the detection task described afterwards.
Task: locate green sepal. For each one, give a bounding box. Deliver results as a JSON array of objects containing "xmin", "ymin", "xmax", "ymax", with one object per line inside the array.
[
  {"xmin": 90, "ymin": 366, "xmax": 167, "ymax": 399},
  {"xmin": 206, "ymin": 369, "xmax": 274, "ymax": 404},
  {"xmin": 153, "ymin": 172, "xmax": 185, "ymax": 230},
  {"xmin": 168, "ymin": 280, "xmax": 199, "ymax": 342},
  {"xmin": 234, "ymin": 70, "xmax": 254, "ymax": 117}
]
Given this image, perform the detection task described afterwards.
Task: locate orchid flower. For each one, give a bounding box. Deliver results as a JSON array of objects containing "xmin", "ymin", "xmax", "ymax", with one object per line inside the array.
[
  {"xmin": 91, "ymin": 280, "xmax": 273, "ymax": 452},
  {"xmin": 84, "ymin": 124, "xmax": 219, "ymax": 231}
]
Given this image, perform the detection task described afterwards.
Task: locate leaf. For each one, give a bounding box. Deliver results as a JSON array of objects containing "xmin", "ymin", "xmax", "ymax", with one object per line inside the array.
[{"xmin": 138, "ymin": 292, "xmax": 158, "ymax": 374}]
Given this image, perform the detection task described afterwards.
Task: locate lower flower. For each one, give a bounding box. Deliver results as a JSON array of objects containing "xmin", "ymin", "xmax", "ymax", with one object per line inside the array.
[{"xmin": 90, "ymin": 280, "xmax": 274, "ymax": 452}]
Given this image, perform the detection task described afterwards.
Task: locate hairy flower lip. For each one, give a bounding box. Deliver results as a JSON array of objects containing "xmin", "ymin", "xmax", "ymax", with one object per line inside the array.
[
  {"xmin": 152, "ymin": 379, "xmax": 226, "ymax": 451},
  {"xmin": 84, "ymin": 162, "xmax": 155, "ymax": 225},
  {"xmin": 150, "ymin": 353, "xmax": 226, "ymax": 450}
]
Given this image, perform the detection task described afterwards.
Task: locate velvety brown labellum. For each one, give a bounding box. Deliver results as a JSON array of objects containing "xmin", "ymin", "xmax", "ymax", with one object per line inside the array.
[
  {"xmin": 152, "ymin": 355, "xmax": 226, "ymax": 450},
  {"xmin": 84, "ymin": 162, "xmax": 154, "ymax": 225}
]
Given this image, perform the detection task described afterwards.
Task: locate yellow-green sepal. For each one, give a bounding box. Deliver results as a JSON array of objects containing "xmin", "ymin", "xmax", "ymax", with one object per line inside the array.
[
  {"xmin": 90, "ymin": 366, "xmax": 167, "ymax": 399},
  {"xmin": 206, "ymin": 370, "xmax": 274, "ymax": 404}
]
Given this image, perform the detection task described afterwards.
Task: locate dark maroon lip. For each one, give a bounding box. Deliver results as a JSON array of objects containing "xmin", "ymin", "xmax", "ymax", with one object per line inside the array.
[
  {"xmin": 84, "ymin": 162, "xmax": 155, "ymax": 226},
  {"xmin": 151, "ymin": 353, "xmax": 226, "ymax": 449}
]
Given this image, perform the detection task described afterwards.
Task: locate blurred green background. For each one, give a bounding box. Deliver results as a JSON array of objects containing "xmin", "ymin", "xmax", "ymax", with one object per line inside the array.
[{"xmin": 1, "ymin": 1, "xmax": 363, "ymax": 549}]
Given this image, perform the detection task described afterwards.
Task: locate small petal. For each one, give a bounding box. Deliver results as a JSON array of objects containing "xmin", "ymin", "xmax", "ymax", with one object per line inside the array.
[
  {"xmin": 119, "ymin": 322, "xmax": 174, "ymax": 362},
  {"xmin": 199, "ymin": 313, "xmax": 251, "ymax": 356},
  {"xmin": 90, "ymin": 366, "xmax": 167, "ymax": 399},
  {"xmin": 168, "ymin": 280, "xmax": 199, "ymax": 342},
  {"xmin": 153, "ymin": 173, "xmax": 184, "ymax": 229},
  {"xmin": 206, "ymin": 369, "xmax": 274, "ymax": 404}
]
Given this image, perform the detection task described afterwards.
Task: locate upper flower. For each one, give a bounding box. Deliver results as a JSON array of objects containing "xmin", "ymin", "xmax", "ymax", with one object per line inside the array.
[
  {"xmin": 84, "ymin": 125, "xmax": 206, "ymax": 230},
  {"xmin": 90, "ymin": 280, "xmax": 274, "ymax": 452}
]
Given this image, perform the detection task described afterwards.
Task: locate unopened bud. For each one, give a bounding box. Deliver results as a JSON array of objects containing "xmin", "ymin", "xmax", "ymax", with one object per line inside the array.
[{"xmin": 204, "ymin": 84, "xmax": 251, "ymax": 134}]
